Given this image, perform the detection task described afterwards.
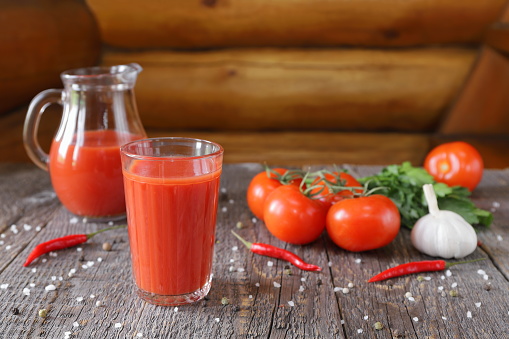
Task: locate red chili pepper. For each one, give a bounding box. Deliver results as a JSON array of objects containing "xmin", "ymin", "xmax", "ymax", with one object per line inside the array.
[
  {"xmin": 368, "ymin": 258, "xmax": 486, "ymax": 282},
  {"xmin": 231, "ymin": 231, "xmax": 321, "ymax": 272},
  {"xmin": 23, "ymin": 225, "xmax": 126, "ymax": 267}
]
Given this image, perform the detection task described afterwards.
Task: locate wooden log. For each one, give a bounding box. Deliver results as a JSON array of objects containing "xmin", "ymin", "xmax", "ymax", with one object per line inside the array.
[
  {"xmin": 102, "ymin": 48, "xmax": 477, "ymax": 132},
  {"xmin": 0, "ymin": 0, "xmax": 101, "ymax": 115},
  {"xmin": 86, "ymin": 0, "xmax": 506, "ymax": 48},
  {"xmin": 439, "ymin": 47, "xmax": 509, "ymax": 135}
]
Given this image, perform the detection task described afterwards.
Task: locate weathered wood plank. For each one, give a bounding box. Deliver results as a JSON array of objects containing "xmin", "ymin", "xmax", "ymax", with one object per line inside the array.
[{"xmin": 0, "ymin": 163, "xmax": 508, "ymax": 338}]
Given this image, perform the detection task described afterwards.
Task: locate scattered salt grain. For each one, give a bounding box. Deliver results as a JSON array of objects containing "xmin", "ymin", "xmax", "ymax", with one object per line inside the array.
[
  {"xmin": 273, "ymin": 282, "xmax": 281, "ymax": 288},
  {"xmin": 221, "ymin": 187, "xmax": 227, "ymax": 193},
  {"xmin": 255, "ymin": 283, "xmax": 260, "ymax": 287},
  {"xmin": 492, "ymin": 201, "xmax": 500, "ymax": 208},
  {"xmin": 42, "ymin": 259, "xmax": 47, "ymax": 263},
  {"xmin": 237, "ymin": 267, "xmax": 245, "ymax": 273},
  {"xmin": 82, "ymin": 265, "xmax": 88, "ymax": 269},
  {"xmin": 249, "ymin": 295, "xmax": 253, "ymax": 299},
  {"xmin": 0, "ymin": 234, "xmax": 4, "ymax": 238},
  {"xmin": 229, "ymin": 266, "xmax": 235, "ymax": 272},
  {"xmin": 214, "ymin": 318, "xmax": 220, "ymax": 322},
  {"xmin": 441, "ymin": 275, "xmax": 445, "ymax": 280},
  {"xmin": 59, "ymin": 277, "xmax": 63, "ymax": 281},
  {"xmin": 221, "ymin": 207, "xmax": 227, "ymax": 213},
  {"xmin": 0, "ymin": 284, "xmax": 8, "ymax": 289},
  {"xmin": 229, "ymin": 199, "xmax": 234, "ymax": 204},
  {"xmin": 347, "ymin": 282, "xmax": 354, "ymax": 288},
  {"xmin": 451, "ymin": 282, "xmax": 458, "ymax": 288},
  {"xmin": 96, "ymin": 300, "xmax": 102, "ymax": 307},
  {"xmin": 342, "ymin": 288, "xmax": 350, "ymax": 294},
  {"xmin": 363, "ymin": 315, "xmax": 368, "ymax": 320},
  {"xmin": 341, "ymin": 319, "xmax": 345, "ymax": 325},
  {"xmin": 423, "ymin": 276, "xmax": 432, "ymax": 281},
  {"xmin": 497, "ymin": 235, "xmax": 503, "ymax": 241},
  {"xmin": 82, "ymin": 218, "xmax": 88, "ymax": 223},
  {"xmin": 467, "ymin": 311, "xmax": 472, "ymax": 318},
  {"xmin": 413, "ymin": 317, "xmax": 419, "ymax": 322},
  {"xmin": 267, "ymin": 261, "xmax": 273, "ymax": 267},
  {"xmin": 76, "ymin": 297, "xmax": 84, "ymax": 302},
  {"xmin": 114, "ymin": 323, "xmax": 122, "ymax": 328},
  {"xmin": 108, "ymin": 221, "xmax": 114, "ymax": 226},
  {"xmin": 300, "ymin": 277, "xmax": 306, "ymax": 282},
  {"xmin": 333, "ymin": 287, "xmax": 341, "ymax": 292},
  {"xmin": 299, "ymin": 286, "xmax": 305, "ymax": 292},
  {"xmin": 70, "ymin": 217, "xmax": 78, "ymax": 224},
  {"xmin": 252, "ymin": 217, "xmax": 257, "ymax": 223},
  {"xmin": 90, "ymin": 294, "xmax": 95, "ymax": 299},
  {"xmin": 328, "ymin": 261, "xmax": 332, "ymax": 267},
  {"xmin": 357, "ymin": 329, "xmax": 363, "ymax": 334},
  {"xmin": 483, "ymin": 274, "xmax": 489, "ymax": 280},
  {"xmin": 87, "ymin": 261, "xmax": 95, "ymax": 267},
  {"xmin": 31, "ymin": 268, "xmax": 36, "ymax": 273},
  {"xmin": 477, "ymin": 269, "xmax": 486, "ymax": 275},
  {"xmin": 442, "ymin": 316, "xmax": 447, "ymax": 320},
  {"xmin": 97, "ymin": 257, "xmax": 103, "ymax": 262},
  {"xmin": 49, "ymin": 252, "xmax": 58, "ymax": 257},
  {"xmin": 0, "ymin": 241, "xmax": 3, "ymax": 245},
  {"xmin": 475, "ymin": 302, "xmax": 481, "ymax": 308},
  {"xmin": 23, "ymin": 288, "xmax": 30, "ymax": 296},
  {"xmin": 35, "ymin": 226, "xmax": 41, "ymax": 232},
  {"xmin": 137, "ymin": 333, "xmax": 143, "ymax": 337},
  {"xmin": 76, "ymin": 247, "xmax": 83, "ymax": 252},
  {"xmin": 408, "ymin": 297, "xmax": 415, "ymax": 302},
  {"xmin": 229, "ymin": 259, "xmax": 234, "ymax": 263},
  {"xmin": 174, "ymin": 307, "xmax": 178, "ymax": 312},
  {"xmin": 288, "ymin": 301, "xmax": 295, "ymax": 307},
  {"xmin": 354, "ymin": 258, "xmax": 361, "ymax": 264},
  {"xmin": 23, "ymin": 224, "xmax": 32, "ymax": 231},
  {"xmin": 51, "ymin": 276, "xmax": 56, "ymax": 281},
  {"xmin": 438, "ymin": 286, "xmax": 444, "ymax": 292},
  {"xmin": 73, "ymin": 322, "xmax": 79, "ymax": 327},
  {"xmin": 5, "ymin": 245, "xmax": 11, "ymax": 251},
  {"xmin": 404, "ymin": 292, "xmax": 412, "ymax": 299},
  {"xmin": 232, "ymin": 246, "xmax": 238, "ymax": 251}
]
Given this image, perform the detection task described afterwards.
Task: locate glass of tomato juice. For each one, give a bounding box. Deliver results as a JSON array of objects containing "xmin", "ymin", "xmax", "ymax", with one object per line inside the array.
[{"xmin": 120, "ymin": 137, "xmax": 224, "ymax": 306}]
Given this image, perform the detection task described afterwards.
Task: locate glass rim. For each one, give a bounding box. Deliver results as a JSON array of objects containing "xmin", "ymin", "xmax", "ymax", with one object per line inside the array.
[
  {"xmin": 61, "ymin": 63, "xmax": 142, "ymax": 80},
  {"xmin": 120, "ymin": 137, "xmax": 224, "ymax": 161}
]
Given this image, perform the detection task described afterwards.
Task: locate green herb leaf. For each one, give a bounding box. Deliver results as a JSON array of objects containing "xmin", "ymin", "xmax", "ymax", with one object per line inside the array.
[{"xmin": 358, "ymin": 162, "xmax": 492, "ymax": 229}]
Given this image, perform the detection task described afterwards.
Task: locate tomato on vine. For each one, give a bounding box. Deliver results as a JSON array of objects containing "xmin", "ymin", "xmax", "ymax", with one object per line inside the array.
[
  {"xmin": 263, "ymin": 185, "xmax": 328, "ymax": 245},
  {"xmin": 326, "ymin": 194, "xmax": 400, "ymax": 252},
  {"xmin": 309, "ymin": 171, "xmax": 363, "ymax": 209},
  {"xmin": 424, "ymin": 141, "xmax": 484, "ymax": 191},
  {"xmin": 247, "ymin": 167, "xmax": 303, "ymax": 220}
]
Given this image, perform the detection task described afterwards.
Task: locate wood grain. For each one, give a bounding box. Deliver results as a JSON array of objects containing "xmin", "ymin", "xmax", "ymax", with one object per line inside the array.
[
  {"xmin": 86, "ymin": 0, "xmax": 506, "ymax": 48},
  {"xmin": 439, "ymin": 47, "xmax": 509, "ymax": 135},
  {"xmin": 103, "ymin": 48, "xmax": 476, "ymax": 132},
  {"xmin": 1, "ymin": 163, "xmax": 509, "ymax": 338},
  {"xmin": 0, "ymin": 0, "xmax": 101, "ymax": 115}
]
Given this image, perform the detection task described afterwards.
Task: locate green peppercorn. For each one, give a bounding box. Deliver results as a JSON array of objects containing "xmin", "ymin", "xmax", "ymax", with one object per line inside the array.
[
  {"xmin": 374, "ymin": 321, "xmax": 384, "ymax": 330},
  {"xmin": 38, "ymin": 309, "xmax": 48, "ymax": 318},
  {"xmin": 221, "ymin": 297, "xmax": 229, "ymax": 305}
]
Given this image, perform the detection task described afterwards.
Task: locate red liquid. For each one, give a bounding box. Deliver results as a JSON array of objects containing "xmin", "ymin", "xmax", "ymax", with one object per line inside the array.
[
  {"xmin": 49, "ymin": 130, "xmax": 142, "ymax": 217},
  {"xmin": 123, "ymin": 163, "xmax": 221, "ymax": 296}
]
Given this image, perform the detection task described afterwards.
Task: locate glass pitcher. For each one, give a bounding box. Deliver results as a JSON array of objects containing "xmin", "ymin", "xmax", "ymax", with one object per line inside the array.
[{"xmin": 23, "ymin": 63, "xmax": 147, "ymax": 220}]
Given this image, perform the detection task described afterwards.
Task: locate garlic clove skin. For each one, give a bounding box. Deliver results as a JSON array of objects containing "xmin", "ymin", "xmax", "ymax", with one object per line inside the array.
[
  {"xmin": 410, "ymin": 184, "xmax": 477, "ymax": 259},
  {"xmin": 411, "ymin": 211, "xmax": 477, "ymax": 259}
]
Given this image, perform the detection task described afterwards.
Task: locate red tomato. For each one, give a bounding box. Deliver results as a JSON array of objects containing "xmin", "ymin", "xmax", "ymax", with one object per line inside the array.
[
  {"xmin": 263, "ymin": 185, "xmax": 327, "ymax": 245},
  {"xmin": 424, "ymin": 141, "xmax": 484, "ymax": 191},
  {"xmin": 247, "ymin": 168, "xmax": 302, "ymax": 220},
  {"xmin": 326, "ymin": 195, "xmax": 400, "ymax": 252},
  {"xmin": 310, "ymin": 172, "xmax": 363, "ymax": 209}
]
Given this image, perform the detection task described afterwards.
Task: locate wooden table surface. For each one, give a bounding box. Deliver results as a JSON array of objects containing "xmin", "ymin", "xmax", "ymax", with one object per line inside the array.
[{"xmin": 1, "ymin": 162, "xmax": 508, "ymax": 338}]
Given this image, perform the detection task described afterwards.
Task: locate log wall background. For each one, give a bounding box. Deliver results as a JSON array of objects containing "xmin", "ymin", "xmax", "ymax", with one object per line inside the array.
[{"xmin": 1, "ymin": 0, "xmax": 509, "ymax": 167}]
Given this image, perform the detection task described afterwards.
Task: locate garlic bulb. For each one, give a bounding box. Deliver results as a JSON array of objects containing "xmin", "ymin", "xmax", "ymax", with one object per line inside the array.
[{"xmin": 410, "ymin": 184, "xmax": 477, "ymax": 259}]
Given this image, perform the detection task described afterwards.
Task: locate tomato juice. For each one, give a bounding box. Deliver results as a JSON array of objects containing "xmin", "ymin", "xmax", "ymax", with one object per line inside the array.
[
  {"xmin": 123, "ymin": 160, "xmax": 222, "ymax": 299},
  {"xmin": 49, "ymin": 130, "xmax": 142, "ymax": 218}
]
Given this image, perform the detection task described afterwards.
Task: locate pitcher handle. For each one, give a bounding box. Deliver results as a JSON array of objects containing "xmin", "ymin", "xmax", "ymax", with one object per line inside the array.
[{"xmin": 23, "ymin": 89, "xmax": 63, "ymax": 171}]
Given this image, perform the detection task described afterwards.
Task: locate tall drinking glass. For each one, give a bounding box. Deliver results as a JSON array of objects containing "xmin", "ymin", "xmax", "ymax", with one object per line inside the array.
[{"xmin": 120, "ymin": 137, "xmax": 223, "ymax": 306}]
